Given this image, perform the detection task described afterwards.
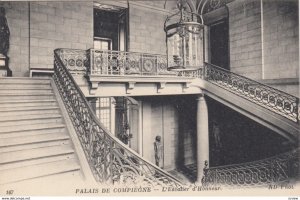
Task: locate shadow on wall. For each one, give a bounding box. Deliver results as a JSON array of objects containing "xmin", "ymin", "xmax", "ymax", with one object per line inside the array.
[
  {"xmin": 174, "ymin": 95, "xmax": 197, "ymax": 169},
  {"xmin": 206, "ymin": 96, "xmax": 295, "ymax": 167}
]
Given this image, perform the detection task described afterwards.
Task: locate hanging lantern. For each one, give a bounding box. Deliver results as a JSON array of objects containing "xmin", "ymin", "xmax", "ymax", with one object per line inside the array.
[{"xmin": 164, "ymin": 0, "xmax": 204, "ymax": 70}]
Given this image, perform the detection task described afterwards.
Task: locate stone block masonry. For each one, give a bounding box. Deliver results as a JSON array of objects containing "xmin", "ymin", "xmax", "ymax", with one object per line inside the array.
[
  {"xmin": 228, "ymin": 0, "xmax": 298, "ymax": 92},
  {"xmin": 128, "ymin": 3, "xmax": 169, "ymax": 55},
  {"xmin": 228, "ymin": 0, "xmax": 263, "ymax": 80},
  {"xmin": 263, "ymin": 0, "xmax": 298, "ymax": 80},
  {"xmin": 1, "ymin": 2, "xmax": 94, "ymax": 75},
  {"xmin": 29, "ymin": 2, "xmax": 93, "ymax": 70}
]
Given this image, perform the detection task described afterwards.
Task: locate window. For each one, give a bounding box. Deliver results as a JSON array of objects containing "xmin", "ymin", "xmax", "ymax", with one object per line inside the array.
[
  {"xmin": 94, "ymin": 37, "xmax": 112, "ymax": 50},
  {"xmin": 96, "ymin": 97, "xmax": 111, "ymax": 131}
]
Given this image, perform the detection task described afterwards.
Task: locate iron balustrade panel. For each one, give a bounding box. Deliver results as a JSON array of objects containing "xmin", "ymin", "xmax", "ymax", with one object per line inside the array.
[
  {"xmin": 59, "ymin": 49, "xmax": 89, "ymax": 75},
  {"xmin": 54, "ymin": 48, "xmax": 299, "ymax": 188},
  {"xmin": 53, "ymin": 48, "xmax": 183, "ymax": 187},
  {"xmin": 175, "ymin": 63, "xmax": 299, "ymax": 124},
  {"xmin": 89, "ymin": 49, "xmax": 178, "ymax": 76},
  {"xmin": 176, "ymin": 68, "xmax": 203, "ymax": 78},
  {"xmin": 203, "ymin": 63, "xmax": 299, "ymax": 123},
  {"xmin": 202, "ymin": 148, "xmax": 300, "ymax": 187},
  {"xmin": 63, "ymin": 48, "xmax": 299, "ymax": 125}
]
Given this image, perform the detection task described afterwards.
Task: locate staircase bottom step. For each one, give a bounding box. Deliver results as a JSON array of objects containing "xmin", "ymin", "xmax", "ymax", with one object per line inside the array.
[
  {"xmin": 1, "ymin": 170, "xmax": 84, "ymax": 195},
  {"xmin": 0, "ymin": 158, "xmax": 81, "ymax": 185},
  {"xmin": 0, "ymin": 153, "xmax": 76, "ymax": 171}
]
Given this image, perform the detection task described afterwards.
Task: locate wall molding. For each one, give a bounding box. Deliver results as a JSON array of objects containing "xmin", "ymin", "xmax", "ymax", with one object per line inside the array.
[
  {"xmin": 129, "ymin": 1, "xmax": 174, "ymax": 15},
  {"xmin": 96, "ymin": 0, "xmax": 175, "ymax": 15}
]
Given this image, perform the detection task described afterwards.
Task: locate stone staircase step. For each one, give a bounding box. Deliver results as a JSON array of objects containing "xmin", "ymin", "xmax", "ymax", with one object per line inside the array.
[
  {"xmin": 2, "ymin": 170, "xmax": 83, "ymax": 189},
  {"xmin": 0, "ymin": 106, "xmax": 58, "ymax": 112},
  {"xmin": 0, "ymin": 94, "xmax": 55, "ymax": 101},
  {"xmin": 0, "ymin": 127, "xmax": 66, "ymax": 139},
  {"xmin": 0, "ymin": 158, "xmax": 80, "ymax": 185},
  {"xmin": 0, "ymin": 123, "xmax": 65, "ymax": 134},
  {"xmin": 0, "ymin": 144, "xmax": 74, "ymax": 164},
  {"xmin": 0, "ymin": 77, "xmax": 51, "ymax": 84},
  {"xmin": 0, "ymin": 99, "xmax": 56, "ymax": 104},
  {"xmin": 0, "ymin": 89, "xmax": 53, "ymax": 95},
  {"xmin": 0, "ymin": 153, "xmax": 75, "ymax": 171},
  {"xmin": 0, "ymin": 132, "xmax": 69, "ymax": 148},
  {"xmin": 0, "ymin": 139, "xmax": 71, "ymax": 153},
  {"xmin": 0, "ymin": 100, "xmax": 57, "ymax": 108},
  {"xmin": 18, "ymin": 169, "xmax": 83, "ymax": 184},
  {"xmin": 0, "ymin": 107, "xmax": 60, "ymax": 116},
  {"xmin": 0, "ymin": 83, "xmax": 51, "ymax": 89},
  {"xmin": 0, "ymin": 113, "xmax": 61, "ymax": 123},
  {"xmin": 0, "ymin": 116, "xmax": 63, "ymax": 127}
]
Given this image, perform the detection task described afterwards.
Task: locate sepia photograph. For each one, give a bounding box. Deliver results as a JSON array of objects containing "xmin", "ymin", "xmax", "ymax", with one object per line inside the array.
[{"xmin": 0, "ymin": 0, "xmax": 299, "ymax": 198}]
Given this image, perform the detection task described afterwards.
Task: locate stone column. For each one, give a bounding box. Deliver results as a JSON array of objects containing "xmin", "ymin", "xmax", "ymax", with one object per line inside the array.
[{"xmin": 196, "ymin": 94, "xmax": 209, "ymax": 183}]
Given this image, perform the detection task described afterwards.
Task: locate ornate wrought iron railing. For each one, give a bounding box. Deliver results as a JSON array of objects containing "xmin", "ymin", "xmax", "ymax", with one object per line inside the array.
[
  {"xmin": 88, "ymin": 49, "xmax": 179, "ymax": 76},
  {"xmin": 85, "ymin": 49, "xmax": 300, "ymax": 124},
  {"xmin": 202, "ymin": 147, "xmax": 300, "ymax": 187},
  {"xmin": 53, "ymin": 48, "xmax": 183, "ymax": 187},
  {"xmin": 54, "ymin": 48, "xmax": 299, "ymax": 188},
  {"xmin": 58, "ymin": 49, "xmax": 89, "ymax": 74},
  {"xmin": 203, "ymin": 63, "xmax": 299, "ymax": 123},
  {"xmin": 176, "ymin": 63, "xmax": 299, "ymax": 124}
]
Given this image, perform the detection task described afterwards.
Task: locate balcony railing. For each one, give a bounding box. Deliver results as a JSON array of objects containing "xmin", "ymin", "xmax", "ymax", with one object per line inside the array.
[
  {"xmin": 88, "ymin": 49, "xmax": 178, "ymax": 76},
  {"xmin": 202, "ymin": 147, "xmax": 300, "ymax": 187},
  {"xmin": 54, "ymin": 48, "xmax": 299, "ymax": 188},
  {"xmin": 58, "ymin": 48, "xmax": 299, "ymax": 125},
  {"xmin": 53, "ymin": 48, "xmax": 183, "ymax": 187}
]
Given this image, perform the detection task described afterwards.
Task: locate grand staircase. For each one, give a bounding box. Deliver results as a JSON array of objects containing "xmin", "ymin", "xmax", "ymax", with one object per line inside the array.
[
  {"xmin": 0, "ymin": 48, "xmax": 297, "ymax": 190},
  {"xmin": 0, "ymin": 77, "xmax": 84, "ymax": 186}
]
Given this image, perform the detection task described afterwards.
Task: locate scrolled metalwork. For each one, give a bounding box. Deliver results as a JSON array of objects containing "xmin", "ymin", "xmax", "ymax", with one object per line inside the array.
[
  {"xmin": 55, "ymin": 48, "xmax": 299, "ymax": 188},
  {"xmin": 202, "ymin": 148, "xmax": 300, "ymax": 187},
  {"xmin": 89, "ymin": 49, "xmax": 178, "ymax": 76},
  {"xmin": 53, "ymin": 48, "xmax": 183, "ymax": 187},
  {"xmin": 88, "ymin": 49, "xmax": 299, "ymax": 123},
  {"xmin": 59, "ymin": 49, "xmax": 88, "ymax": 74},
  {"xmin": 202, "ymin": 63, "xmax": 299, "ymax": 123},
  {"xmin": 177, "ymin": 68, "xmax": 203, "ymax": 78}
]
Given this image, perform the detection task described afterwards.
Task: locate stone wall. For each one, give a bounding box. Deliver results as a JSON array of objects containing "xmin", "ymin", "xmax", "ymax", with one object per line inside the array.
[
  {"xmin": 128, "ymin": 3, "xmax": 169, "ymax": 54},
  {"xmin": 228, "ymin": 0, "xmax": 263, "ymax": 80},
  {"xmin": 0, "ymin": 1, "xmax": 93, "ymax": 76},
  {"xmin": 2, "ymin": 1, "xmax": 172, "ymax": 76},
  {"xmin": 1, "ymin": 2, "xmax": 29, "ymax": 77},
  {"xmin": 227, "ymin": 0, "xmax": 298, "ymax": 96},
  {"xmin": 29, "ymin": 2, "xmax": 93, "ymax": 69},
  {"xmin": 262, "ymin": 1, "xmax": 298, "ymax": 79}
]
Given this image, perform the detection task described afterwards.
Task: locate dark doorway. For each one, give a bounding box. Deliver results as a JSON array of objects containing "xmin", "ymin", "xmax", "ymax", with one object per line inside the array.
[
  {"xmin": 94, "ymin": 6, "xmax": 128, "ymax": 51},
  {"xmin": 209, "ymin": 19, "xmax": 229, "ymax": 70}
]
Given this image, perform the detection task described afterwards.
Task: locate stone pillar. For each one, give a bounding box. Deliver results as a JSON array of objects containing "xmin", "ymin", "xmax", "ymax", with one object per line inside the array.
[{"xmin": 196, "ymin": 94, "xmax": 209, "ymax": 183}]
